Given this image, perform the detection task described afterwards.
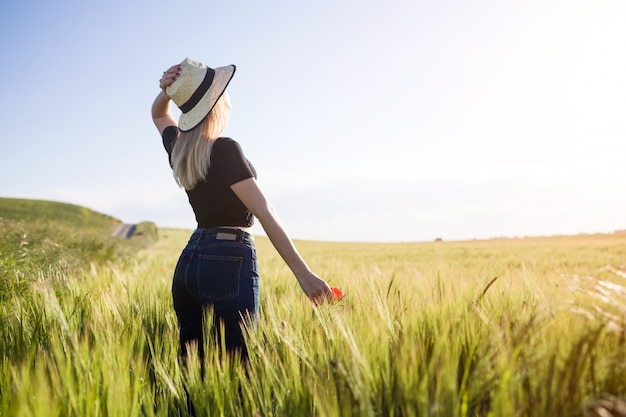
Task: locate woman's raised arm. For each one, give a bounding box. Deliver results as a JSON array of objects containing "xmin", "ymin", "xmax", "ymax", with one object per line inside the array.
[{"xmin": 151, "ymin": 65, "xmax": 181, "ymax": 134}]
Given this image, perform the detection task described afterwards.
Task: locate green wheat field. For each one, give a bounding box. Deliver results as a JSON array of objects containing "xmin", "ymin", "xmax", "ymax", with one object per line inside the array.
[{"xmin": 1, "ymin": 197, "xmax": 626, "ymax": 416}]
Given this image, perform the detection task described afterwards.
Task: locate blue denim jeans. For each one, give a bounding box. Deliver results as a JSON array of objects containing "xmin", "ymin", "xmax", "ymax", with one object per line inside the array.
[{"xmin": 172, "ymin": 227, "xmax": 259, "ymax": 361}]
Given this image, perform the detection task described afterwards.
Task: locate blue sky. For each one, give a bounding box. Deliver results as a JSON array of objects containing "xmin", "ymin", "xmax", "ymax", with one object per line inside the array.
[{"xmin": 1, "ymin": 0, "xmax": 625, "ymax": 242}]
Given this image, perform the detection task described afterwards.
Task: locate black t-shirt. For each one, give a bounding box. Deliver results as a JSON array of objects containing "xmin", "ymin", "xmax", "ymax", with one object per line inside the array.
[{"xmin": 162, "ymin": 126, "xmax": 257, "ymax": 228}]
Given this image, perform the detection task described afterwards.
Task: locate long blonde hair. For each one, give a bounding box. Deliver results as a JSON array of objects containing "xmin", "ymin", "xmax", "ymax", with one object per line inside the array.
[{"xmin": 170, "ymin": 92, "xmax": 231, "ymax": 190}]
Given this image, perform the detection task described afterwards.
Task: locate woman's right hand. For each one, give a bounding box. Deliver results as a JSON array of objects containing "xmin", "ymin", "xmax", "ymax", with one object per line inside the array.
[
  {"xmin": 297, "ymin": 272, "xmax": 333, "ymax": 305},
  {"xmin": 159, "ymin": 64, "xmax": 181, "ymax": 93}
]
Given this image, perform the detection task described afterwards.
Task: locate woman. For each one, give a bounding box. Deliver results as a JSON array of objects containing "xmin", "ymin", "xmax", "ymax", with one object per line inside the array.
[{"xmin": 151, "ymin": 58, "xmax": 332, "ymax": 362}]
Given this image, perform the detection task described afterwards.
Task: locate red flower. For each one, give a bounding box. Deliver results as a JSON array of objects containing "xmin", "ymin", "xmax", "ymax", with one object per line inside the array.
[{"xmin": 331, "ymin": 287, "xmax": 344, "ymax": 301}]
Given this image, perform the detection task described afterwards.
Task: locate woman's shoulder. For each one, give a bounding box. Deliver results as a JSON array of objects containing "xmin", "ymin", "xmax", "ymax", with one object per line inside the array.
[
  {"xmin": 162, "ymin": 125, "xmax": 179, "ymax": 155},
  {"xmin": 213, "ymin": 137, "xmax": 241, "ymax": 152},
  {"xmin": 162, "ymin": 125, "xmax": 179, "ymax": 139},
  {"xmin": 214, "ymin": 136, "xmax": 236, "ymax": 145},
  {"xmin": 211, "ymin": 137, "xmax": 248, "ymax": 166}
]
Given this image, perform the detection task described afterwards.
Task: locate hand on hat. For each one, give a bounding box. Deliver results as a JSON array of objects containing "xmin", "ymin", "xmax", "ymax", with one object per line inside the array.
[{"xmin": 159, "ymin": 65, "xmax": 181, "ymax": 95}]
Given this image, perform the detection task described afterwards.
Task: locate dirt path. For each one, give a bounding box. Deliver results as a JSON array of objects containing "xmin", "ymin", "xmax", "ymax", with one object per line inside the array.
[{"xmin": 112, "ymin": 223, "xmax": 136, "ymax": 238}]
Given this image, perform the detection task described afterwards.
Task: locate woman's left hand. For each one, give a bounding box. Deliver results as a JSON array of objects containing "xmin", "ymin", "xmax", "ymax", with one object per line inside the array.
[
  {"xmin": 152, "ymin": 64, "xmax": 181, "ymax": 133},
  {"xmin": 159, "ymin": 64, "xmax": 181, "ymax": 93}
]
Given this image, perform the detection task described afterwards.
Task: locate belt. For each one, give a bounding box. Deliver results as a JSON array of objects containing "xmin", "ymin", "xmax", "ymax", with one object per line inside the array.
[{"xmin": 191, "ymin": 227, "xmax": 251, "ymax": 242}]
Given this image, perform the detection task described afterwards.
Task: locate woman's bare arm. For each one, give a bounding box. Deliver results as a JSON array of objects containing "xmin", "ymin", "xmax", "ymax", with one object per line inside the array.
[{"xmin": 231, "ymin": 177, "xmax": 332, "ymax": 303}]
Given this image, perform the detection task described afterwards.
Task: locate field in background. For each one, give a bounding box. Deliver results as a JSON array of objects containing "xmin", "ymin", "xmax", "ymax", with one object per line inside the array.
[{"xmin": 1, "ymin": 201, "xmax": 626, "ymax": 416}]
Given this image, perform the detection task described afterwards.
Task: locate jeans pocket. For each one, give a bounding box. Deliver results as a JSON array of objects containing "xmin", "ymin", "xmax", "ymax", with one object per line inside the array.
[{"xmin": 196, "ymin": 254, "xmax": 242, "ymax": 300}]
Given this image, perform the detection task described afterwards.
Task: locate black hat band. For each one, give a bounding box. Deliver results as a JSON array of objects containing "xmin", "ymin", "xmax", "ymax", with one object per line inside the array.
[{"xmin": 178, "ymin": 68, "xmax": 215, "ymax": 114}]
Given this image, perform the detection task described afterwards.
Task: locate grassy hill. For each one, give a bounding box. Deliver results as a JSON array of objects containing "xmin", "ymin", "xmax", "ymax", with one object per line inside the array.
[
  {"xmin": 0, "ymin": 197, "xmax": 157, "ymax": 301},
  {"xmin": 0, "ymin": 197, "xmax": 119, "ymax": 233}
]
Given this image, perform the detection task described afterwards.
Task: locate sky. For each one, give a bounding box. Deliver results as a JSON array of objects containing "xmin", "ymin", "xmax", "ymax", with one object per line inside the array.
[{"xmin": 1, "ymin": 0, "xmax": 625, "ymax": 242}]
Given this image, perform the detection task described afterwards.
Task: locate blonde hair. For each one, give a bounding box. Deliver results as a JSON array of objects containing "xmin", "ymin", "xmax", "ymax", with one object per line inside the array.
[{"xmin": 170, "ymin": 92, "xmax": 231, "ymax": 189}]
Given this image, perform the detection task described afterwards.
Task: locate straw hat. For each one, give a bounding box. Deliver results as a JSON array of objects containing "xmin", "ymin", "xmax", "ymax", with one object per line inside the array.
[{"xmin": 166, "ymin": 58, "xmax": 236, "ymax": 132}]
